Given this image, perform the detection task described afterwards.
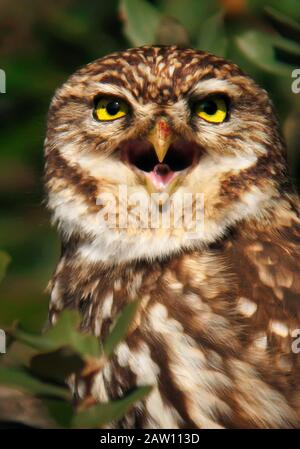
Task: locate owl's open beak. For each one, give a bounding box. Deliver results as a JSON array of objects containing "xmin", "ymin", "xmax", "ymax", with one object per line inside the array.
[
  {"xmin": 147, "ymin": 120, "xmax": 173, "ymax": 163},
  {"xmin": 120, "ymin": 120, "xmax": 201, "ymax": 192}
]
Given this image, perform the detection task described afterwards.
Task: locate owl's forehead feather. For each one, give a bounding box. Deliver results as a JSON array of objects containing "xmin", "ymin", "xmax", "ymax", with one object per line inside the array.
[{"xmin": 67, "ymin": 46, "xmax": 251, "ymax": 104}]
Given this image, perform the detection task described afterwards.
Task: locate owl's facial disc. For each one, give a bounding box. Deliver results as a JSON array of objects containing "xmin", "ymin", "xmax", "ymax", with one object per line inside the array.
[{"xmin": 120, "ymin": 139, "xmax": 200, "ymax": 191}]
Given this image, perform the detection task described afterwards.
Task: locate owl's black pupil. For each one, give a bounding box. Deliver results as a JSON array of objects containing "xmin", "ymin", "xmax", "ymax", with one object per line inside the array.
[
  {"xmin": 202, "ymin": 100, "xmax": 218, "ymax": 115},
  {"xmin": 106, "ymin": 101, "xmax": 120, "ymax": 116}
]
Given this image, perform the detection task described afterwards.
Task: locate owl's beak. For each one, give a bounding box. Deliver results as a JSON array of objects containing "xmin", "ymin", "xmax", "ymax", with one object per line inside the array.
[
  {"xmin": 120, "ymin": 123, "xmax": 200, "ymax": 192},
  {"xmin": 147, "ymin": 119, "xmax": 173, "ymax": 163}
]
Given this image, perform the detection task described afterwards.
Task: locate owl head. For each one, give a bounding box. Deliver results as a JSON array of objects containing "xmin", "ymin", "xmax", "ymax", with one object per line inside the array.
[{"xmin": 44, "ymin": 46, "xmax": 289, "ymax": 263}]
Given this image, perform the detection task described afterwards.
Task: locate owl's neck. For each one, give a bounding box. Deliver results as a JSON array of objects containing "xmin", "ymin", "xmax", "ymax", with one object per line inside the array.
[
  {"xmin": 50, "ymin": 192, "xmax": 298, "ymax": 327},
  {"xmin": 56, "ymin": 189, "xmax": 285, "ymax": 268},
  {"xmin": 53, "ymin": 181, "xmax": 297, "ymax": 277}
]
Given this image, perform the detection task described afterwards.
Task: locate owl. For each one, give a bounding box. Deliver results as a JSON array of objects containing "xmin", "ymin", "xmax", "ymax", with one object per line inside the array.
[{"xmin": 44, "ymin": 46, "xmax": 300, "ymax": 429}]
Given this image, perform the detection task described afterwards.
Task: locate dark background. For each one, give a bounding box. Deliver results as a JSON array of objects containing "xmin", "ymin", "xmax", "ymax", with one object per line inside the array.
[{"xmin": 0, "ymin": 0, "xmax": 300, "ymax": 333}]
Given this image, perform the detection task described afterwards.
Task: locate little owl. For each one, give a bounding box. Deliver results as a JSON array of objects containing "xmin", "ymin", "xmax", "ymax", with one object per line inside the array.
[{"xmin": 44, "ymin": 46, "xmax": 300, "ymax": 428}]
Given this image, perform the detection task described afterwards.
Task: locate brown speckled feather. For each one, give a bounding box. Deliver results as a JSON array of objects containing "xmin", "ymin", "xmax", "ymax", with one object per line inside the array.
[{"xmin": 45, "ymin": 46, "xmax": 300, "ymax": 428}]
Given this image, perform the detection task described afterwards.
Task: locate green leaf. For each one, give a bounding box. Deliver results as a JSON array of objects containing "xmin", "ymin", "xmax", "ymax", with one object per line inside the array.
[
  {"xmin": 72, "ymin": 385, "xmax": 152, "ymax": 428},
  {"xmin": 160, "ymin": 0, "xmax": 218, "ymax": 38},
  {"xmin": 264, "ymin": 6, "xmax": 300, "ymax": 42},
  {"xmin": 30, "ymin": 347, "xmax": 85, "ymax": 383},
  {"xmin": 42, "ymin": 399, "xmax": 73, "ymax": 428},
  {"xmin": 13, "ymin": 300, "xmax": 141, "ymax": 367},
  {"xmin": 103, "ymin": 300, "xmax": 140, "ymax": 357},
  {"xmin": 0, "ymin": 251, "xmax": 11, "ymax": 284},
  {"xmin": 12, "ymin": 310, "xmax": 101, "ymax": 358},
  {"xmin": 235, "ymin": 30, "xmax": 294, "ymax": 75},
  {"xmin": 5, "ymin": 56, "xmax": 65, "ymax": 98},
  {"xmin": 155, "ymin": 16, "xmax": 190, "ymax": 46},
  {"xmin": 246, "ymin": 0, "xmax": 299, "ymax": 17},
  {"xmin": 0, "ymin": 366, "xmax": 70, "ymax": 400},
  {"xmin": 196, "ymin": 10, "xmax": 227, "ymax": 57},
  {"xmin": 272, "ymin": 35, "xmax": 300, "ymax": 66},
  {"xmin": 273, "ymin": 36, "xmax": 300, "ymax": 57},
  {"xmin": 120, "ymin": 0, "xmax": 162, "ymax": 46}
]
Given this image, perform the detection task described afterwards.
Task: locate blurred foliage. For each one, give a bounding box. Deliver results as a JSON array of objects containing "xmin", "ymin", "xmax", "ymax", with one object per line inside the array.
[
  {"xmin": 0, "ymin": 0, "xmax": 127, "ymax": 332},
  {"xmin": 0, "ymin": 0, "xmax": 300, "ymax": 428},
  {"xmin": 0, "ymin": 300, "xmax": 150, "ymax": 428}
]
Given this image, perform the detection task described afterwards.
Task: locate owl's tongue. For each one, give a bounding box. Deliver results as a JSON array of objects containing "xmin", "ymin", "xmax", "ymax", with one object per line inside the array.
[{"xmin": 150, "ymin": 163, "xmax": 175, "ymax": 189}]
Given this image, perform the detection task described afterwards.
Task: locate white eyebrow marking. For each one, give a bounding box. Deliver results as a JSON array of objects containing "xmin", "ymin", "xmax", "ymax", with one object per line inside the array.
[{"xmin": 190, "ymin": 78, "xmax": 240, "ymax": 96}]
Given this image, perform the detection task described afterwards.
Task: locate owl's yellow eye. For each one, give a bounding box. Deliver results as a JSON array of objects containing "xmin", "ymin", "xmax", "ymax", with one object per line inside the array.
[
  {"xmin": 195, "ymin": 95, "xmax": 228, "ymax": 123},
  {"xmin": 94, "ymin": 97, "xmax": 129, "ymax": 121}
]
